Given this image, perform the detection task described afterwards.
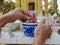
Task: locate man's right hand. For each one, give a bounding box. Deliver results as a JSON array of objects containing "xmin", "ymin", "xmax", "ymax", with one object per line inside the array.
[{"xmin": 34, "ymin": 19, "xmax": 52, "ymax": 45}]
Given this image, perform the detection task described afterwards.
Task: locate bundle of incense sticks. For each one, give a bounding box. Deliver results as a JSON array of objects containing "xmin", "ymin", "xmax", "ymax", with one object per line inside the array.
[
  {"xmin": 21, "ymin": 10, "xmax": 37, "ymax": 23},
  {"xmin": 27, "ymin": 13, "xmax": 37, "ymax": 23}
]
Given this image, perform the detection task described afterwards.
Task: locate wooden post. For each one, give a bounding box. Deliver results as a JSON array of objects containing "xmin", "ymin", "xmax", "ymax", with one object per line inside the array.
[
  {"xmin": 35, "ymin": 0, "xmax": 38, "ymax": 16},
  {"xmin": 15, "ymin": 0, "xmax": 20, "ymax": 8},
  {"xmin": 38, "ymin": 0, "xmax": 42, "ymax": 16},
  {"xmin": 21, "ymin": 0, "xmax": 28, "ymax": 12},
  {"xmin": 35, "ymin": 0, "xmax": 42, "ymax": 16},
  {"xmin": 44, "ymin": 0, "xmax": 48, "ymax": 16}
]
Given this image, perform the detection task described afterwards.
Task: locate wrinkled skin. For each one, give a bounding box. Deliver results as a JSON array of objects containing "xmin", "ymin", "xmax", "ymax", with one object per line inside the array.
[
  {"xmin": 0, "ymin": 8, "xmax": 30, "ymax": 33},
  {"xmin": 34, "ymin": 19, "xmax": 52, "ymax": 45}
]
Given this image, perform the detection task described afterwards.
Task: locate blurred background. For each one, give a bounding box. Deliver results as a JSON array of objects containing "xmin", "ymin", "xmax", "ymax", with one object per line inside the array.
[{"xmin": 0, "ymin": 0, "xmax": 60, "ymax": 17}]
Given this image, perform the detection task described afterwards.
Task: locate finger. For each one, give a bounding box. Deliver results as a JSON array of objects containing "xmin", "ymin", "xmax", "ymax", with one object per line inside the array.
[
  {"xmin": 37, "ymin": 19, "xmax": 45, "ymax": 29},
  {"xmin": 21, "ymin": 14, "xmax": 30, "ymax": 22},
  {"xmin": 21, "ymin": 10, "xmax": 28, "ymax": 15},
  {"xmin": 14, "ymin": 8, "xmax": 21, "ymax": 11},
  {"xmin": 23, "ymin": 15, "xmax": 31, "ymax": 20},
  {"xmin": 14, "ymin": 8, "xmax": 30, "ymax": 18},
  {"xmin": 45, "ymin": 20, "xmax": 50, "ymax": 26},
  {"xmin": 39, "ymin": 19, "xmax": 45, "ymax": 24},
  {"xmin": 19, "ymin": 12, "xmax": 30, "ymax": 20}
]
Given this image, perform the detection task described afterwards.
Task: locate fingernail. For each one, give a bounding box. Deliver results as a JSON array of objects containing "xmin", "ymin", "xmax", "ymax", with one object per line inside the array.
[
  {"xmin": 28, "ymin": 17, "xmax": 31, "ymax": 19},
  {"xmin": 27, "ymin": 20, "xmax": 29, "ymax": 23}
]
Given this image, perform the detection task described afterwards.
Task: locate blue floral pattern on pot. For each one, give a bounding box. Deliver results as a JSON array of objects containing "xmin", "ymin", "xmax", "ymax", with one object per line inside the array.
[{"xmin": 22, "ymin": 23, "xmax": 38, "ymax": 37}]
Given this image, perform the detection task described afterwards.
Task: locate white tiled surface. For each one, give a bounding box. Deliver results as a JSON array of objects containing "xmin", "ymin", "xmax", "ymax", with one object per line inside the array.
[
  {"xmin": 16, "ymin": 31, "xmax": 60, "ymax": 44},
  {"xmin": 16, "ymin": 32, "xmax": 34, "ymax": 44},
  {"xmin": 0, "ymin": 26, "xmax": 60, "ymax": 44},
  {"xmin": 0, "ymin": 32, "xmax": 17, "ymax": 44},
  {"xmin": 0, "ymin": 37, "xmax": 17, "ymax": 44}
]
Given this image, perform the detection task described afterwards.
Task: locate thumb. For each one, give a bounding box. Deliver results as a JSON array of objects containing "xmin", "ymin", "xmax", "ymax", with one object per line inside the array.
[
  {"xmin": 39, "ymin": 19, "xmax": 45, "ymax": 24},
  {"xmin": 23, "ymin": 15, "xmax": 31, "ymax": 20},
  {"xmin": 20, "ymin": 15, "xmax": 31, "ymax": 22},
  {"xmin": 45, "ymin": 20, "xmax": 50, "ymax": 26}
]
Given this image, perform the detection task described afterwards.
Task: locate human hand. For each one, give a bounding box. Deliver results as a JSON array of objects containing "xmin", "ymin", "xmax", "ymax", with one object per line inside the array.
[
  {"xmin": 7, "ymin": 8, "xmax": 30, "ymax": 22},
  {"xmin": 34, "ymin": 19, "xmax": 52, "ymax": 45},
  {"xmin": 2, "ymin": 8, "xmax": 30, "ymax": 22},
  {"xmin": 0, "ymin": 8, "xmax": 30, "ymax": 27}
]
